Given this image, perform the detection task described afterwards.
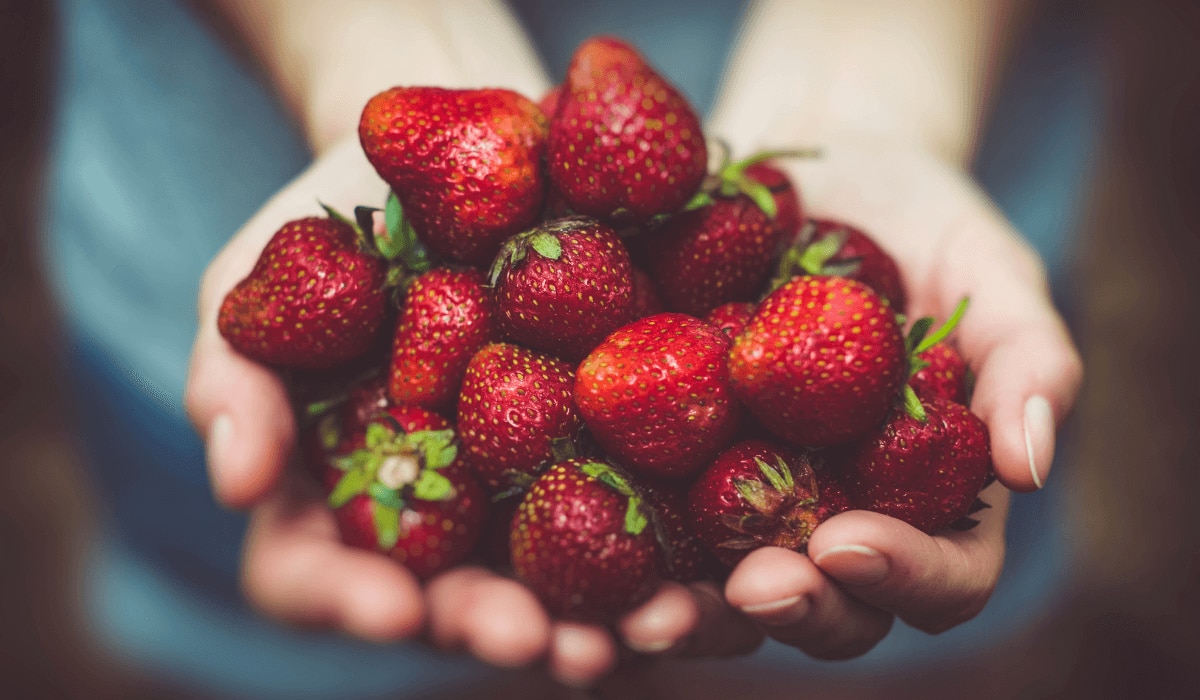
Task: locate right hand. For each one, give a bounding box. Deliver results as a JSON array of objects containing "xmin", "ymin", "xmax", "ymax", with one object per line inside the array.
[{"xmin": 184, "ymin": 134, "xmax": 762, "ymax": 687}]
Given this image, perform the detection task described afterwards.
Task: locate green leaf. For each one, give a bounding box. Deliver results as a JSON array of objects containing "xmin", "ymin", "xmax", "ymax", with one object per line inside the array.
[
  {"xmin": 797, "ymin": 231, "xmax": 846, "ymax": 276},
  {"xmin": 624, "ymin": 496, "xmax": 649, "ymax": 536},
  {"xmin": 373, "ymin": 501, "xmax": 401, "ymax": 550},
  {"xmin": 902, "ymin": 385, "xmax": 928, "ymax": 423},
  {"xmin": 915, "ymin": 297, "xmax": 970, "ymax": 355},
  {"xmin": 328, "ymin": 468, "xmax": 373, "ymax": 508},
  {"xmin": 318, "ymin": 413, "xmax": 340, "ymax": 452},
  {"xmin": 754, "ymin": 457, "xmax": 790, "ymax": 493},
  {"xmin": 733, "ymin": 476, "xmax": 773, "ymax": 512},
  {"xmin": 529, "ymin": 232, "xmax": 562, "ymax": 260},
  {"xmin": 775, "ymin": 456, "xmax": 796, "ymax": 491},
  {"xmin": 365, "ymin": 422, "xmax": 394, "ymax": 450},
  {"xmin": 319, "ymin": 201, "xmax": 356, "ymax": 229},
  {"xmin": 906, "ymin": 317, "xmax": 934, "ymax": 355},
  {"xmin": 368, "ymin": 482, "xmax": 406, "ymax": 510},
  {"xmin": 580, "ymin": 461, "xmax": 634, "ymax": 496},
  {"xmin": 549, "ymin": 436, "xmax": 578, "ymax": 463},
  {"xmin": 682, "ymin": 191, "xmax": 714, "ymax": 211},
  {"xmin": 412, "ymin": 470, "xmax": 456, "ymax": 502},
  {"xmin": 820, "ymin": 258, "xmax": 864, "ymax": 278},
  {"xmin": 737, "ymin": 177, "xmax": 777, "ymax": 219},
  {"xmin": 305, "ymin": 397, "xmax": 342, "ymax": 418},
  {"xmin": 374, "ymin": 192, "xmax": 412, "ymax": 261}
]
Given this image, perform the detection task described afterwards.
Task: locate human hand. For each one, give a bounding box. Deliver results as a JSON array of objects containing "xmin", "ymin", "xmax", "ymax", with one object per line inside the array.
[
  {"xmin": 183, "ymin": 133, "xmax": 762, "ymax": 687},
  {"xmin": 717, "ymin": 138, "xmax": 1082, "ymax": 657}
]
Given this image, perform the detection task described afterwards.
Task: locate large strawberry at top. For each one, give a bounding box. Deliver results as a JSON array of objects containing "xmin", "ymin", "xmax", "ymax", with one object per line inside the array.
[
  {"xmin": 389, "ymin": 268, "xmax": 498, "ymax": 413},
  {"xmin": 456, "ymin": 343, "xmax": 582, "ymax": 491},
  {"xmin": 687, "ymin": 441, "xmax": 851, "ymax": 567},
  {"xmin": 327, "ymin": 413, "xmax": 485, "ymax": 578},
  {"xmin": 218, "ymin": 216, "xmax": 388, "ymax": 370},
  {"xmin": 729, "ymin": 276, "xmax": 907, "ymax": 447},
  {"xmin": 489, "ymin": 217, "xmax": 635, "ymax": 360},
  {"xmin": 774, "ymin": 219, "xmax": 907, "ymax": 312},
  {"xmin": 575, "ymin": 313, "xmax": 740, "ymax": 479},
  {"xmin": 360, "ymin": 87, "xmax": 548, "ymax": 267},
  {"xmin": 547, "ymin": 36, "xmax": 707, "ymax": 222},
  {"xmin": 511, "ymin": 459, "xmax": 661, "ymax": 622},
  {"xmin": 837, "ymin": 397, "xmax": 991, "ymax": 534}
]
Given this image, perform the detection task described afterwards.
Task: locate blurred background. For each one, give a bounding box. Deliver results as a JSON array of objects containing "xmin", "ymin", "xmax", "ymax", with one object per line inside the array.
[{"xmin": 2, "ymin": 0, "xmax": 1198, "ymax": 698}]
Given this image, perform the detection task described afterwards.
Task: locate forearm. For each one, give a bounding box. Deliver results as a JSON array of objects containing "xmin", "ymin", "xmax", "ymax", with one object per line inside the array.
[
  {"xmin": 212, "ymin": 0, "xmax": 550, "ymax": 153},
  {"xmin": 708, "ymin": 0, "xmax": 1026, "ymax": 166}
]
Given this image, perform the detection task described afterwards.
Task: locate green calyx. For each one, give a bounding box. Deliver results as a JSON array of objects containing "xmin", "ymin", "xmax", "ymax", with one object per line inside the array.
[
  {"xmin": 487, "ymin": 227, "xmax": 564, "ymax": 287},
  {"xmin": 579, "ymin": 461, "xmax": 649, "ymax": 536},
  {"xmin": 327, "ymin": 422, "xmax": 459, "ymax": 550},
  {"xmin": 690, "ymin": 148, "xmax": 821, "ymax": 219},
  {"xmin": 901, "ymin": 297, "xmax": 970, "ymax": 422},
  {"xmin": 770, "ymin": 222, "xmax": 864, "ymax": 293},
  {"xmin": 323, "ymin": 194, "xmax": 430, "ymax": 294}
]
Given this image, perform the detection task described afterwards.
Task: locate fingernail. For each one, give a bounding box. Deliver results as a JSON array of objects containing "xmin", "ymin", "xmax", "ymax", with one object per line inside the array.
[
  {"xmin": 739, "ymin": 594, "xmax": 809, "ymax": 626},
  {"xmin": 207, "ymin": 414, "xmax": 236, "ymax": 490},
  {"xmin": 1023, "ymin": 395, "xmax": 1055, "ymax": 489},
  {"xmin": 813, "ymin": 544, "xmax": 889, "ymax": 586},
  {"xmin": 626, "ymin": 638, "xmax": 674, "ymax": 654}
]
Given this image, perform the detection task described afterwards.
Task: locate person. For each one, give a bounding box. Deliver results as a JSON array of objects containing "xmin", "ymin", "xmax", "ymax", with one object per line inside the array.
[{"xmin": 46, "ymin": 0, "xmax": 1087, "ymax": 695}]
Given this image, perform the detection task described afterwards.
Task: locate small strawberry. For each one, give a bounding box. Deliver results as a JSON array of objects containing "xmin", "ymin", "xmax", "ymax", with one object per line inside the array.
[
  {"xmin": 511, "ymin": 459, "xmax": 660, "ymax": 622},
  {"xmin": 456, "ymin": 343, "xmax": 582, "ymax": 491},
  {"xmin": 389, "ymin": 267, "xmax": 499, "ymax": 413},
  {"xmin": 489, "ymin": 217, "xmax": 635, "ymax": 360},
  {"xmin": 630, "ymin": 267, "xmax": 665, "ymax": 319},
  {"xmin": 728, "ymin": 276, "xmax": 907, "ymax": 447},
  {"xmin": 705, "ymin": 302, "xmax": 756, "ymax": 341},
  {"xmin": 218, "ymin": 215, "xmax": 388, "ymax": 370},
  {"xmin": 836, "ymin": 397, "xmax": 991, "ymax": 534},
  {"xmin": 575, "ymin": 313, "xmax": 740, "ymax": 479},
  {"xmin": 327, "ymin": 412, "xmax": 485, "ymax": 578},
  {"xmin": 644, "ymin": 156, "xmax": 804, "ymax": 317},
  {"xmin": 909, "ymin": 342, "xmax": 969, "ymax": 404},
  {"xmin": 538, "ymin": 85, "xmax": 562, "ymax": 118},
  {"xmin": 547, "ymin": 36, "xmax": 707, "ymax": 222},
  {"xmin": 643, "ymin": 483, "xmax": 711, "ymax": 583},
  {"xmin": 687, "ymin": 441, "xmax": 851, "ymax": 566},
  {"xmin": 360, "ymin": 87, "xmax": 548, "ymax": 267},
  {"xmin": 774, "ymin": 219, "xmax": 907, "ymax": 312}
]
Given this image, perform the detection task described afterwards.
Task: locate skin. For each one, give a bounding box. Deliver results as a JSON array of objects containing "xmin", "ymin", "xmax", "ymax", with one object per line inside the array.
[{"xmin": 188, "ymin": 0, "xmax": 1080, "ymax": 688}]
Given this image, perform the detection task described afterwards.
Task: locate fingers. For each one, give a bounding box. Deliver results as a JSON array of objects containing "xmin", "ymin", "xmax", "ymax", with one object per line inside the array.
[
  {"xmin": 676, "ymin": 581, "xmax": 765, "ymax": 658},
  {"xmin": 240, "ymin": 480, "xmax": 425, "ymax": 642},
  {"xmin": 425, "ymin": 567, "xmax": 553, "ymax": 668},
  {"xmin": 725, "ymin": 548, "xmax": 894, "ymax": 659},
  {"xmin": 807, "ymin": 485, "xmax": 1010, "ymax": 634},
  {"xmin": 548, "ymin": 624, "xmax": 618, "ymax": 689},
  {"xmin": 616, "ymin": 582, "xmax": 700, "ymax": 655},
  {"xmin": 935, "ymin": 223, "xmax": 1083, "ymax": 492}
]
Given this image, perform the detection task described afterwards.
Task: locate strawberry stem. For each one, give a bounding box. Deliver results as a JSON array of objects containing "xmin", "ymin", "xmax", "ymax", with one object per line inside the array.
[
  {"xmin": 915, "ymin": 297, "xmax": 969, "ymax": 354},
  {"xmin": 902, "ymin": 384, "xmax": 928, "ymax": 422}
]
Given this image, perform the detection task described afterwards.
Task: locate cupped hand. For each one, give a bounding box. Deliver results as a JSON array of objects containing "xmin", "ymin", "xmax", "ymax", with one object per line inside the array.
[
  {"xmin": 183, "ymin": 133, "xmax": 761, "ymax": 688},
  {"xmin": 720, "ymin": 138, "xmax": 1083, "ymax": 657}
]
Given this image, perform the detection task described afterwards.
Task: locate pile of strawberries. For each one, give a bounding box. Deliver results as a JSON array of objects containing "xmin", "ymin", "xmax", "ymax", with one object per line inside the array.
[{"xmin": 219, "ymin": 36, "xmax": 993, "ymax": 623}]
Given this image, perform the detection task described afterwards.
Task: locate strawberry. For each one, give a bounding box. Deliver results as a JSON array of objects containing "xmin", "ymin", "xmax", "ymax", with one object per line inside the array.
[
  {"xmin": 705, "ymin": 302, "xmax": 756, "ymax": 341},
  {"xmin": 644, "ymin": 157, "xmax": 803, "ymax": 317},
  {"xmin": 489, "ymin": 217, "xmax": 635, "ymax": 360},
  {"xmin": 687, "ymin": 440, "xmax": 851, "ymax": 566},
  {"xmin": 836, "ymin": 397, "xmax": 991, "ymax": 534},
  {"xmin": 774, "ymin": 219, "xmax": 907, "ymax": 312},
  {"xmin": 327, "ymin": 411, "xmax": 485, "ymax": 578},
  {"xmin": 547, "ymin": 36, "xmax": 707, "ymax": 222},
  {"xmin": 630, "ymin": 267, "xmax": 665, "ymax": 319},
  {"xmin": 359, "ymin": 87, "xmax": 548, "ymax": 267},
  {"xmin": 910, "ymin": 342, "xmax": 969, "ymax": 404},
  {"xmin": 456, "ymin": 343, "xmax": 582, "ymax": 491},
  {"xmin": 538, "ymin": 85, "xmax": 562, "ymax": 118},
  {"xmin": 511, "ymin": 459, "xmax": 661, "ymax": 622},
  {"xmin": 728, "ymin": 276, "xmax": 907, "ymax": 447},
  {"xmin": 389, "ymin": 267, "xmax": 499, "ymax": 413},
  {"xmin": 744, "ymin": 161, "xmax": 804, "ymax": 242},
  {"xmin": 575, "ymin": 313, "xmax": 740, "ymax": 479},
  {"xmin": 643, "ymin": 483, "xmax": 711, "ymax": 583},
  {"xmin": 218, "ymin": 216, "xmax": 388, "ymax": 370}
]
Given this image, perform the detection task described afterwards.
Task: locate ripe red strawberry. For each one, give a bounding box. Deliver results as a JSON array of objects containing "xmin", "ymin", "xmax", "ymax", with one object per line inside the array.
[
  {"xmin": 744, "ymin": 161, "xmax": 804, "ymax": 241},
  {"xmin": 575, "ymin": 313, "xmax": 740, "ymax": 479},
  {"xmin": 775, "ymin": 219, "xmax": 907, "ymax": 312},
  {"xmin": 728, "ymin": 276, "xmax": 907, "ymax": 446},
  {"xmin": 630, "ymin": 267, "xmax": 665, "ymax": 319},
  {"xmin": 456, "ymin": 343, "xmax": 582, "ymax": 491},
  {"xmin": 327, "ymin": 412, "xmax": 485, "ymax": 578},
  {"xmin": 705, "ymin": 302, "xmax": 756, "ymax": 341},
  {"xmin": 389, "ymin": 268, "xmax": 498, "ymax": 413},
  {"xmin": 511, "ymin": 459, "xmax": 661, "ymax": 622},
  {"xmin": 359, "ymin": 87, "xmax": 548, "ymax": 267},
  {"xmin": 910, "ymin": 342, "xmax": 969, "ymax": 404},
  {"xmin": 218, "ymin": 216, "xmax": 388, "ymax": 369},
  {"xmin": 643, "ymin": 483, "xmax": 711, "ymax": 583},
  {"xmin": 547, "ymin": 36, "xmax": 707, "ymax": 222},
  {"xmin": 687, "ymin": 441, "xmax": 851, "ymax": 566},
  {"xmin": 837, "ymin": 397, "xmax": 991, "ymax": 534},
  {"xmin": 644, "ymin": 158, "xmax": 802, "ymax": 316},
  {"xmin": 538, "ymin": 85, "xmax": 562, "ymax": 118},
  {"xmin": 489, "ymin": 217, "xmax": 635, "ymax": 360}
]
